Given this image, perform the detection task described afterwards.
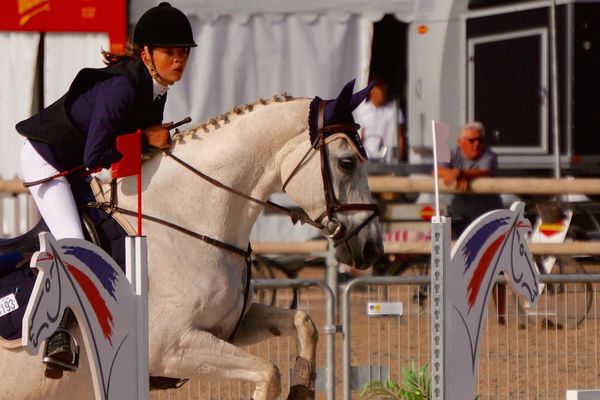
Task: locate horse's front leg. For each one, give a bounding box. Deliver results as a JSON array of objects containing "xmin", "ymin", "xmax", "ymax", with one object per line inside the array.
[
  {"xmin": 159, "ymin": 329, "xmax": 281, "ymax": 400},
  {"xmin": 233, "ymin": 303, "xmax": 319, "ymax": 400}
]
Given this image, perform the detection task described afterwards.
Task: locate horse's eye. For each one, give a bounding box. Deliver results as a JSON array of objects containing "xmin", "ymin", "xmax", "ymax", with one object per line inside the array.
[{"xmin": 338, "ymin": 157, "xmax": 356, "ymax": 172}]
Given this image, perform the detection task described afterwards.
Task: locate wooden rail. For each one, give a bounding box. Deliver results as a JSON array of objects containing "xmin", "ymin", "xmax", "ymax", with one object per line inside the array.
[
  {"xmin": 251, "ymin": 240, "xmax": 600, "ymax": 256},
  {"xmin": 0, "ymin": 179, "xmax": 26, "ymax": 194},
  {"xmin": 368, "ymin": 176, "xmax": 600, "ymax": 195}
]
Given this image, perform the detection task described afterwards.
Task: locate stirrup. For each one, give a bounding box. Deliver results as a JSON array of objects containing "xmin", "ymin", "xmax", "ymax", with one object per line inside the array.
[{"xmin": 42, "ymin": 328, "xmax": 80, "ymax": 373}]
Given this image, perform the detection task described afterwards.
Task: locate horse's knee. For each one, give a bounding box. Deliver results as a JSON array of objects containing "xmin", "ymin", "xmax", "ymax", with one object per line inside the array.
[{"xmin": 294, "ymin": 310, "xmax": 318, "ymax": 344}]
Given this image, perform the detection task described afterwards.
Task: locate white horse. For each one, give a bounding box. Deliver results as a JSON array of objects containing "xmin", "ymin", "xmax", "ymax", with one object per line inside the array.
[
  {"xmin": 0, "ymin": 80, "xmax": 382, "ymax": 399},
  {"xmin": 445, "ymin": 202, "xmax": 539, "ymax": 400}
]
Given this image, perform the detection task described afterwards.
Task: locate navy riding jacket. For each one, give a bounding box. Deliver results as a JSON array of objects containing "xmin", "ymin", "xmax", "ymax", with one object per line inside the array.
[{"xmin": 16, "ymin": 58, "xmax": 165, "ymax": 171}]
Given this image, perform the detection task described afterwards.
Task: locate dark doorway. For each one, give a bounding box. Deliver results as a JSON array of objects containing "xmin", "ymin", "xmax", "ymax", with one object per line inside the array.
[{"xmin": 369, "ymin": 14, "xmax": 408, "ymax": 112}]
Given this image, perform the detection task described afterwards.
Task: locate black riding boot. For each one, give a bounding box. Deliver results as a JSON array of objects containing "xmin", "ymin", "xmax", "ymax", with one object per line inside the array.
[{"xmin": 43, "ymin": 309, "xmax": 79, "ymax": 379}]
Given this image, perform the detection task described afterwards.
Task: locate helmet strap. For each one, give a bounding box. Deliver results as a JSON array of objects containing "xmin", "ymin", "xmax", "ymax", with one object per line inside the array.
[{"xmin": 143, "ymin": 46, "xmax": 172, "ymax": 86}]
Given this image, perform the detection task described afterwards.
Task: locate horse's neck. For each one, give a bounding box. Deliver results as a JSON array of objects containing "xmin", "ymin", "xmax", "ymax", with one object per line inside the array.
[{"xmin": 120, "ymin": 98, "xmax": 311, "ymax": 244}]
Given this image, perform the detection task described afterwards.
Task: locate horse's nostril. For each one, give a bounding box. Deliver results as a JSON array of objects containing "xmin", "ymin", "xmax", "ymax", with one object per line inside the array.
[{"xmin": 362, "ymin": 240, "xmax": 381, "ymax": 264}]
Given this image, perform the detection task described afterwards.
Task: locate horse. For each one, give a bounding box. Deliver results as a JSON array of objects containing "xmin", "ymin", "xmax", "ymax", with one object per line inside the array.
[
  {"xmin": 444, "ymin": 202, "xmax": 539, "ymax": 400},
  {"xmin": 22, "ymin": 233, "xmax": 139, "ymax": 400},
  {"xmin": 0, "ymin": 80, "xmax": 383, "ymax": 400}
]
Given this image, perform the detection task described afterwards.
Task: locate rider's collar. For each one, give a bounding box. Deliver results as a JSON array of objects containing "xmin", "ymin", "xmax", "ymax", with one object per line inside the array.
[
  {"xmin": 152, "ymin": 79, "xmax": 170, "ymax": 101},
  {"xmin": 309, "ymin": 97, "xmax": 368, "ymax": 160}
]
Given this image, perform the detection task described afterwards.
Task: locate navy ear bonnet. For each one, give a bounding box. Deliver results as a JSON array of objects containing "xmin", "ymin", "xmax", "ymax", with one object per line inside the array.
[{"xmin": 309, "ymin": 79, "xmax": 374, "ymax": 159}]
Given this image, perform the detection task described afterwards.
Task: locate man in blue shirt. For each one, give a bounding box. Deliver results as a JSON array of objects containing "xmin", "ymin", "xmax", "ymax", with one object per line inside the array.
[{"xmin": 439, "ymin": 121, "xmax": 503, "ymax": 235}]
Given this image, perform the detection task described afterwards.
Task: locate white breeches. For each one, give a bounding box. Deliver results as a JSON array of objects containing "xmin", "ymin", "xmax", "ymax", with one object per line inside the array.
[{"xmin": 20, "ymin": 141, "xmax": 85, "ymax": 240}]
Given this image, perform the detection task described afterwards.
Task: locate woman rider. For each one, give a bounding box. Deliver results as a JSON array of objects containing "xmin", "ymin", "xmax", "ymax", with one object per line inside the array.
[{"xmin": 16, "ymin": 2, "xmax": 196, "ymax": 378}]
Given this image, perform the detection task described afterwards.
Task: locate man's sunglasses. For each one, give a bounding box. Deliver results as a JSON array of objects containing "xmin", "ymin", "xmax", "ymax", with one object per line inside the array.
[{"xmin": 465, "ymin": 137, "xmax": 484, "ymax": 144}]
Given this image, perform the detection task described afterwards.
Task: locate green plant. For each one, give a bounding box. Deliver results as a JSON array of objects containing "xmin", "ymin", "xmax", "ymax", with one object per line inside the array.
[
  {"xmin": 359, "ymin": 379, "xmax": 404, "ymax": 400},
  {"xmin": 359, "ymin": 362, "xmax": 481, "ymax": 400},
  {"xmin": 359, "ymin": 362, "xmax": 430, "ymax": 400},
  {"xmin": 399, "ymin": 363, "xmax": 431, "ymax": 400}
]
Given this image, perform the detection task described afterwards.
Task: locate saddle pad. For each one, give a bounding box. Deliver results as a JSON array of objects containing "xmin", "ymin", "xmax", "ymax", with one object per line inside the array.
[{"xmin": 0, "ymin": 266, "xmax": 36, "ymax": 342}]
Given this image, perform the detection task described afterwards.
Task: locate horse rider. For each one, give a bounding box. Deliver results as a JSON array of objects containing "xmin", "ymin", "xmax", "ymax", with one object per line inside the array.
[{"xmin": 16, "ymin": 2, "xmax": 196, "ymax": 378}]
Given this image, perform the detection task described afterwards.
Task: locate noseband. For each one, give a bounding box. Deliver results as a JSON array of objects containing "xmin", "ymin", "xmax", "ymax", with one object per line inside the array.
[{"xmin": 281, "ymin": 100, "xmax": 379, "ymax": 247}]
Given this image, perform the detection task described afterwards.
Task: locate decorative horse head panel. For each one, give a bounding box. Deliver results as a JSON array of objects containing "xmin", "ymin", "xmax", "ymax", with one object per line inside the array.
[
  {"xmin": 22, "ymin": 232, "xmax": 138, "ymax": 400},
  {"xmin": 445, "ymin": 202, "xmax": 540, "ymax": 400}
]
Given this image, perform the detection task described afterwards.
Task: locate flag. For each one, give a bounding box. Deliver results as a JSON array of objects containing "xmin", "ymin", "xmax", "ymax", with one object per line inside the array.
[
  {"xmin": 111, "ymin": 129, "xmax": 143, "ymax": 235},
  {"xmin": 111, "ymin": 130, "xmax": 142, "ymax": 178},
  {"xmin": 432, "ymin": 122, "xmax": 451, "ymax": 163}
]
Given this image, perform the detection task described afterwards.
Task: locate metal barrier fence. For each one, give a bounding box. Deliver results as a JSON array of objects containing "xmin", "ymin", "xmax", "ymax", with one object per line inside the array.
[
  {"xmin": 148, "ymin": 272, "xmax": 600, "ymax": 400},
  {"xmin": 342, "ymin": 274, "xmax": 600, "ymax": 400}
]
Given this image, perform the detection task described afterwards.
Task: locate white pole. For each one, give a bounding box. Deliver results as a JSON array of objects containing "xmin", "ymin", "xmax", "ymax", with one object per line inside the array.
[
  {"xmin": 431, "ymin": 120, "xmax": 441, "ymax": 218},
  {"xmin": 126, "ymin": 236, "xmax": 149, "ymax": 400},
  {"xmin": 549, "ymin": 0, "xmax": 561, "ymax": 180}
]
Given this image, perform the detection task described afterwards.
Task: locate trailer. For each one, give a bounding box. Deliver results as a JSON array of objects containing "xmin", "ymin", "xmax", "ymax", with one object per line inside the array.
[{"xmin": 407, "ymin": 0, "xmax": 600, "ymax": 171}]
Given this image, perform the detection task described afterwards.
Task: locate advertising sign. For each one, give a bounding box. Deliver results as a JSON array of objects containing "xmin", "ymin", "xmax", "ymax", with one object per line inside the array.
[{"xmin": 0, "ymin": 0, "xmax": 126, "ymax": 53}]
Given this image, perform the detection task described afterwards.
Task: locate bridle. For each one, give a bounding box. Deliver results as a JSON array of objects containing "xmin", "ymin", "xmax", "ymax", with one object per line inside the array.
[{"xmin": 281, "ymin": 100, "xmax": 379, "ymax": 247}]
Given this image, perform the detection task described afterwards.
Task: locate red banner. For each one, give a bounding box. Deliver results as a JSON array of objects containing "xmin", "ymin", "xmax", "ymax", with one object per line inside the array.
[{"xmin": 0, "ymin": 0, "xmax": 126, "ymax": 53}]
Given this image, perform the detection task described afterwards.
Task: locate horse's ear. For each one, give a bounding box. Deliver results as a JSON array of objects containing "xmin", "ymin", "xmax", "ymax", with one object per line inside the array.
[
  {"xmin": 323, "ymin": 79, "xmax": 357, "ymax": 124},
  {"xmin": 349, "ymin": 81, "xmax": 375, "ymax": 111},
  {"xmin": 332, "ymin": 79, "xmax": 356, "ymax": 113}
]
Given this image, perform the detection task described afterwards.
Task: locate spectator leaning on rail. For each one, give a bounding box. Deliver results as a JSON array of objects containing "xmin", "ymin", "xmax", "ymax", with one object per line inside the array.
[
  {"xmin": 438, "ymin": 121, "xmax": 503, "ymax": 235},
  {"xmin": 438, "ymin": 121, "xmax": 506, "ymax": 323},
  {"xmin": 15, "ymin": 2, "xmax": 196, "ymax": 378}
]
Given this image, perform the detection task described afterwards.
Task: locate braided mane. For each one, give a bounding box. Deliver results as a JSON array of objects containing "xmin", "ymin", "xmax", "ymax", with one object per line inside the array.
[{"xmin": 171, "ymin": 92, "xmax": 295, "ymax": 143}]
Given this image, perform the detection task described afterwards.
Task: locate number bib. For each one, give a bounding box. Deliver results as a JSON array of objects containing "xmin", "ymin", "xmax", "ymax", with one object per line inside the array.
[{"xmin": 0, "ymin": 293, "xmax": 18, "ymax": 317}]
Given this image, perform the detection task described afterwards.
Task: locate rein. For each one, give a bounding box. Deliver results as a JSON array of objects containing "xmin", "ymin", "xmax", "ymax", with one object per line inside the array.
[
  {"xmin": 162, "ymin": 146, "xmax": 378, "ymax": 248},
  {"xmin": 90, "ymin": 200, "xmax": 252, "ymax": 259},
  {"xmin": 162, "ymin": 149, "xmax": 325, "ymax": 231}
]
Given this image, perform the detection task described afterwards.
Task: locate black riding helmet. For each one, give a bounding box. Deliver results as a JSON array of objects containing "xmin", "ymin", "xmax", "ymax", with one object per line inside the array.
[{"xmin": 134, "ymin": 2, "xmax": 197, "ymax": 48}]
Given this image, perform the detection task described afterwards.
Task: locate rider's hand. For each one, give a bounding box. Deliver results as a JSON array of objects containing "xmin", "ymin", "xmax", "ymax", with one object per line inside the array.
[{"xmin": 145, "ymin": 122, "xmax": 173, "ymax": 149}]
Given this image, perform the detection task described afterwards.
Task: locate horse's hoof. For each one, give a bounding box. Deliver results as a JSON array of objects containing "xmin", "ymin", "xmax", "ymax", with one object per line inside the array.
[{"xmin": 287, "ymin": 386, "xmax": 315, "ymax": 400}]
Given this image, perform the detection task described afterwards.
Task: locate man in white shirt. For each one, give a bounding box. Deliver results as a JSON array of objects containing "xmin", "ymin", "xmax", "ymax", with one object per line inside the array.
[{"xmin": 354, "ymin": 82, "xmax": 406, "ymax": 163}]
